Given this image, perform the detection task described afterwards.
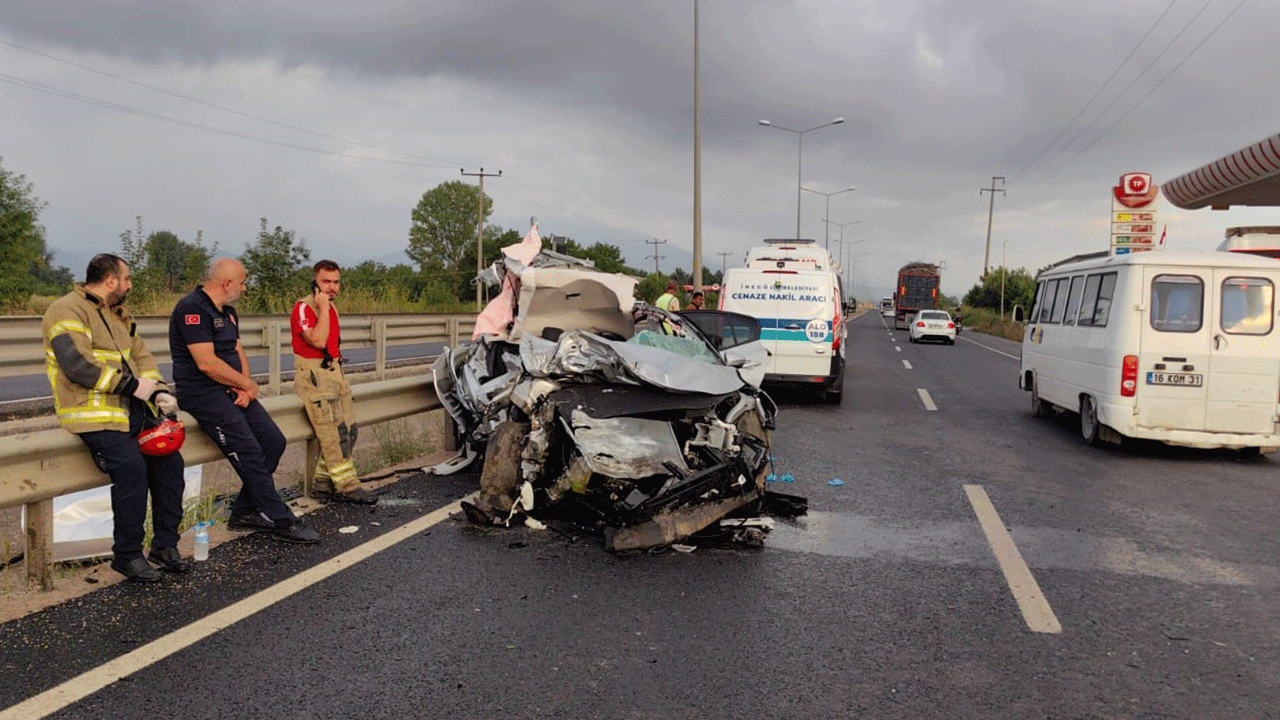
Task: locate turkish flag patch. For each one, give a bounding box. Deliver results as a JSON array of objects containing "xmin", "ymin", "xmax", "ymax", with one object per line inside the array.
[{"xmin": 185, "ymin": 314, "xmax": 201, "ymax": 325}]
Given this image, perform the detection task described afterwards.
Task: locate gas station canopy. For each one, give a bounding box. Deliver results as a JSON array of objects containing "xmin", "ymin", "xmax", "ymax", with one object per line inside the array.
[{"xmin": 1163, "ymin": 132, "xmax": 1280, "ymax": 210}]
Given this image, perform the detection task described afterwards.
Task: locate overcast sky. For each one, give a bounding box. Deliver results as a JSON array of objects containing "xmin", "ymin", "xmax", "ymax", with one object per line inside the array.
[{"xmin": 2, "ymin": 0, "xmax": 1277, "ymax": 301}]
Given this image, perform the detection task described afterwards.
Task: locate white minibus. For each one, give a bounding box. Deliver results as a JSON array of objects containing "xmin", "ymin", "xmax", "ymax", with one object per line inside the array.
[{"xmin": 1020, "ymin": 250, "xmax": 1280, "ymax": 453}]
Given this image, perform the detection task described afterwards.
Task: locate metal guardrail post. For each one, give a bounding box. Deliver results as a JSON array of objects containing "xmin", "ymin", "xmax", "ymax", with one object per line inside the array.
[
  {"xmin": 25, "ymin": 499, "xmax": 53, "ymax": 591},
  {"xmin": 266, "ymin": 321, "xmax": 282, "ymax": 396},
  {"xmin": 304, "ymin": 437, "xmax": 320, "ymax": 498},
  {"xmin": 447, "ymin": 317, "xmax": 459, "ymax": 347},
  {"xmin": 374, "ymin": 319, "xmax": 387, "ymax": 380}
]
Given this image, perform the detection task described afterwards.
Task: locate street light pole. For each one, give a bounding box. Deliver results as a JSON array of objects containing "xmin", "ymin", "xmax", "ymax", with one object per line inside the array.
[
  {"xmin": 1000, "ymin": 238, "xmax": 1009, "ymax": 321},
  {"xmin": 803, "ymin": 186, "xmax": 856, "ymax": 249},
  {"xmin": 759, "ymin": 116, "xmax": 845, "ymax": 239},
  {"xmin": 692, "ymin": 0, "xmax": 703, "ymax": 293}
]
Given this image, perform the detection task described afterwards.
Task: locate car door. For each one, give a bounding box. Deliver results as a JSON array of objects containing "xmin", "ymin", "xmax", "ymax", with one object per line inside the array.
[
  {"xmin": 1136, "ymin": 268, "xmax": 1210, "ymax": 431},
  {"xmin": 678, "ymin": 310, "xmax": 767, "ymax": 387},
  {"xmin": 1204, "ymin": 270, "xmax": 1280, "ymax": 434}
]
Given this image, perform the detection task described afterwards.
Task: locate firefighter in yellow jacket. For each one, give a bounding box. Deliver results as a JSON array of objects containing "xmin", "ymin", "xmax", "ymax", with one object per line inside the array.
[
  {"xmin": 291, "ymin": 260, "xmax": 377, "ymax": 504},
  {"xmin": 42, "ymin": 254, "xmax": 190, "ymax": 582}
]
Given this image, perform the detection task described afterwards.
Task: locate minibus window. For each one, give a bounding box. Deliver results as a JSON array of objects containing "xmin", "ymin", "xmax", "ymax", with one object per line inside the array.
[
  {"xmin": 1038, "ymin": 279, "xmax": 1060, "ymax": 323},
  {"xmin": 1091, "ymin": 273, "xmax": 1117, "ymax": 326},
  {"xmin": 1062, "ymin": 276, "xmax": 1084, "ymax": 326},
  {"xmin": 1077, "ymin": 275, "xmax": 1102, "ymax": 325},
  {"xmin": 1029, "ymin": 282, "xmax": 1045, "ymax": 324},
  {"xmin": 1221, "ymin": 277, "xmax": 1274, "ymax": 335},
  {"xmin": 1050, "ymin": 278, "xmax": 1070, "ymax": 322},
  {"xmin": 1150, "ymin": 275, "xmax": 1203, "ymax": 333}
]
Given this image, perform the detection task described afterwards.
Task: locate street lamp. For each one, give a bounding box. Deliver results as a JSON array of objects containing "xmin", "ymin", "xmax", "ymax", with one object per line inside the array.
[
  {"xmin": 758, "ymin": 116, "xmax": 845, "ymax": 239},
  {"xmin": 803, "ymin": 185, "xmax": 857, "ymax": 249},
  {"xmin": 823, "ymin": 219, "xmax": 861, "ymax": 284}
]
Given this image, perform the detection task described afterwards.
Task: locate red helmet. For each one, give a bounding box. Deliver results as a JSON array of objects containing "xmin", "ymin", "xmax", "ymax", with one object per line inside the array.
[{"xmin": 138, "ymin": 414, "xmax": 185, "ymax": 456}]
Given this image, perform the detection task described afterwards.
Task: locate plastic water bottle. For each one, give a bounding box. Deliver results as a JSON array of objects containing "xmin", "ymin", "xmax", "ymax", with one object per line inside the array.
[{"xmin": 193, "ymin": 522, "xmax": 210, "ymax": 562}]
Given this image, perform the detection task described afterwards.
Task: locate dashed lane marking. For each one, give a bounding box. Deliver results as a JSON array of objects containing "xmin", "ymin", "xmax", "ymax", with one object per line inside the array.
[
  {"xmin": 0, "ymin": 495, "xmax": 476, "ymax": 720},
  {"xmin": 960, "ymin": 335, "xmax": 1020, "ymax": 361},
  {"xmin": 916, "ymin": 388, "xmax": 937, "ymax": 411},
  {"xmin": 895, "ymin": 346, "xmax": 902, "ymax": 352},
  {"xmin": 964, "ymin": 485, "xmax": 1063, "ymax": 635},
  {"xmin": 902, "ymin": 360, "xmax": 912, "ymax": 370}
]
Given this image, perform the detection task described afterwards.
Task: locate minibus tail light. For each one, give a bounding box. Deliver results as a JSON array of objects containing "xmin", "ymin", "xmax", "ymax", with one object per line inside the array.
[{"xmin": 1121, "ymin": 355, "xmax": 1139, "ymax": 397}]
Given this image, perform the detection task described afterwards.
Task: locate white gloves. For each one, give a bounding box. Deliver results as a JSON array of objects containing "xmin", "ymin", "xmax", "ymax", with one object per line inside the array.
[
  {"xmin": 132, "ymin": 377, "xmax": 158, "ymax": 401},
  {"xmin": 154, "ymin": 392, "xmax": 179, "ymax": 416}
]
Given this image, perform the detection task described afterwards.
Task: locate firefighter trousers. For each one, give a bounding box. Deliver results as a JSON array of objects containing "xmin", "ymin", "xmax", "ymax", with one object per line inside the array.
[{"xmin": 294, "ymin": 356, "xmax": 359, "ymax": 493}]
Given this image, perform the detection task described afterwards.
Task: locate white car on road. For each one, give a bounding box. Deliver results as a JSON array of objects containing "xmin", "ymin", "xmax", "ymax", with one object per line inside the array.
[{"xmin": 908, "ymin": 310, "xmax": 956, "ymax": 345}]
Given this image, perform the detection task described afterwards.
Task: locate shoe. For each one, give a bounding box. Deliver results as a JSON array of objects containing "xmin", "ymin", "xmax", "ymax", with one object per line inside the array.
[
  {"xmin": 271, "ymin": 521, "xmax": 320, "ymax": 545},
  {"xmin": 316, "ymin": 487, "xmax": 379, "ymax": 505},
  {"xmin": 148, "ymin": 546, "xmax": 193, "ymax": 574},
  {"xmin": 227, "ymin": 512, "xmax": 275, "ymax": 532},
  {"xmin": 110, "ymin": 556, "xmax": 162, "ymax": 583}
]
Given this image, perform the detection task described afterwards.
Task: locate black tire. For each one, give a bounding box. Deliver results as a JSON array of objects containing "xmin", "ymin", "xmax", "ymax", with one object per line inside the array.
[
  {"xmin": 1238, "ymin": 446, "xmax": 1262, "ymax": 459},
  {"xmin": 1080, "ymin": 395, "xmax": 1104, "ymax": 447},
  {"xmin": 1031, "ymin": 379, "xmax": 1049, "ymax": 418},
  {"xmin": 478, "ymin": 421, "xmax": 528, "ymax": 515}
]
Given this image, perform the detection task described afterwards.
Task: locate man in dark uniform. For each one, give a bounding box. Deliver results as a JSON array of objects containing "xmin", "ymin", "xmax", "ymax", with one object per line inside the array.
[{"xmin": 168, "ymin": 258, "xmax": 319, "ymax": 544}]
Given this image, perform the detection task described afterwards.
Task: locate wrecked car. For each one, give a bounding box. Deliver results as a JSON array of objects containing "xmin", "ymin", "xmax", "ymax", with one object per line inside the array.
[{"xmin": 429, "ymin": 223, "xmax": 802, "ymax": 551}]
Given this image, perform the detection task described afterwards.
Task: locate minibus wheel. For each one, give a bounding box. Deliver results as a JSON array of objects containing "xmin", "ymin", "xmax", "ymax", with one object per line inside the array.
[
  {"xmin": 1080, "ymin": 396, "xmax": 1103, "ymax": 447},
  {"xmin": 1030, "ymin": 377, "xmax": 1049, "ymax": 418}
]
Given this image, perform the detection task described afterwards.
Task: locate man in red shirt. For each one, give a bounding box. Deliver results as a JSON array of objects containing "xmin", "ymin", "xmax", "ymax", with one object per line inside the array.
[{"xmin": 291, "ymin": 260, "xmax": 377, "ymax": 504}]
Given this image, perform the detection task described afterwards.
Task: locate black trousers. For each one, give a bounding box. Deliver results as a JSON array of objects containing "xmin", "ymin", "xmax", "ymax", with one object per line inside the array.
[
  {"xmin": 79, "ymin": 425, "xmax": 186, "ymax": 561},
  {"xmin": 182, "ymin": 392, "xmax": 294, "ymax": 524}
]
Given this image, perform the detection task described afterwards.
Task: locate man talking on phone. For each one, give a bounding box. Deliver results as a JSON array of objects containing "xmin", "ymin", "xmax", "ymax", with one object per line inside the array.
[{"xmin": 291, "ymin": 260, "xmax": 377, "ymax": 504}]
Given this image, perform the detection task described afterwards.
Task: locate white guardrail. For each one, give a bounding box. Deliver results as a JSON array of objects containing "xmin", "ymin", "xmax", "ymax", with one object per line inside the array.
[
  {"xmin": 0, "ymin": 312, "xmax": 474, "ymax": 391},
  {"xmin": 2, "ymin": 375, "xmax": 450, "ymax": 591}
]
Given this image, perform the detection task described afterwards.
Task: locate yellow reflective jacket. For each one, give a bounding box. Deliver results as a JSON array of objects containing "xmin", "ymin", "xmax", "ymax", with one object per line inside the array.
[{"xmin": 42, "ymin": 286, "xmax": 168, "ymax": 434}]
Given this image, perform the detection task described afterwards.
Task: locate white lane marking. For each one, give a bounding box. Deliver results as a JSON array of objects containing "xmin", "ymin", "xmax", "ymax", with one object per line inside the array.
[
  {"xmin": 0, "ymin": 495, "xmax": 475, "ymax": 720},
  {"xmin": 902, "ymin": 360, "xmax": 912, "ymax": 370},
  {"xmin": 895, "ymin": 346, "xmax": 902, "ymax": 352},
  {"xmin": 963, "ymin": 485, "xmax": 1062, "ymax": 635},
  {"xmin": 960, "ymin": 335, "xmax": 1020, "ymax": 361},
  {"xmin": 916, "ymin": 388, "xmax": 937, "ymax": 411}
]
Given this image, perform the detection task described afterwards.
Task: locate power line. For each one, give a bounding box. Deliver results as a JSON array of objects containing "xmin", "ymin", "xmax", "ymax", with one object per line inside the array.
[
  {"xmin": 1017, "ymin": 0, "xmax": 1177, "ymax": 176},
  {"xmin": 1015, "ymin": 0, "xmax": 1248, "ymax": 196},
  {"xmin": 1017, "ymin": 0, "xmax": 1221, "ymax": 189},
  {"xmin": 0, "ymin": 71, "xmax": 460, "ymax": 168},
  {"xmin": 0, "ymin": 37, "xmax": 464, "ymax": 169},
  {"xmin": 645, "ymin": 238, "xmax": 667, "ymax": 276}
]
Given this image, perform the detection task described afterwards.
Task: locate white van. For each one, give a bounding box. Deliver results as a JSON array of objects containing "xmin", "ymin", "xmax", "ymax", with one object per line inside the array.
[
  {"xmin": 1019, "ymin": 250, "xmax": 1280, "ymax": 452},
  {"xmin": 880, "ymin": 297, "xmax": 895, "ymax": 317},
  {"xmin": 722, "ymin": 257, "xmax": 847, "ymax": 404},
  {"xmin": 745, "ymin": 238, "xmax": 837, "ymax": 272}
]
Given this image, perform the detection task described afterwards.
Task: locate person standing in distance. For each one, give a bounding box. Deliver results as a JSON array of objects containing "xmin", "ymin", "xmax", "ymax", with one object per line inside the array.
[
  {"xmin": 655, "ymin": 279, "xmax": 682, "ymax": 312},
  {"xmin": 168, "ymin": 258, "xmax": 319, "ymax": 544},
  {"xmin": 291, "ymin": 260, "xmax": 377, "ymax": 504},
  {"xmin": 685, "ymin": 291, "xmax": 705, "ymax": 311},
  {"xmin": 43, "ymin": 254, "xmax": 190, "ymax": 581}
]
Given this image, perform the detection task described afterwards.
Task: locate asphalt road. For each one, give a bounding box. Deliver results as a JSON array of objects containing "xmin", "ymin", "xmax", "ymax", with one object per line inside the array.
[{"xmin": 2, "ymin": 311, "xmax": 1278, "ymax": 719}]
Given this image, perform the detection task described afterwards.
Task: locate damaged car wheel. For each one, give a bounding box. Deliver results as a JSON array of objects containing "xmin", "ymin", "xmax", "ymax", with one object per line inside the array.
[{"xmin": 477, "ymin": 420, "xmax": 529, "ymax": 519}]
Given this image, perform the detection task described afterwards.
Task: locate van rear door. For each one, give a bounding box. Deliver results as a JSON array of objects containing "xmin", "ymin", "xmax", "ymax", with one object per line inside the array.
[
  {"xmin": 722, "ymin": 270, "xmax": 783, "ymax": 376},
  {"xmin": 1204, "ymin": 270, "xmax": 1280, "ymax": 434},
  {"xmin": 760, "ymin": 270, "xmax": 836, "ymax": 379},
  {"xmin": 1136, "ymin": 269, "xmax": 1211, "ymax": 432}
]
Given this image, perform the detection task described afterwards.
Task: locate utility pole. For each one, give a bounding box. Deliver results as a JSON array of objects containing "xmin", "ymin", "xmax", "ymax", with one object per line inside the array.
[
  {"xmin": 461, "ymin": 167, "xmax": 502, "ymax": 311},
  {"xmin": 716, "ymin": 250, "xmax": 732, "ymax": 279},
  {"xmin": 646, "ymin": 238, "xmax": 668, "ymax": 276},
  {"xmin": 980, "ymin": 175, "xmax": 1005, "ymax": 277},
  {"xmin": 692, "ymin": 0, "xmax": 703, "ymax": 294}
]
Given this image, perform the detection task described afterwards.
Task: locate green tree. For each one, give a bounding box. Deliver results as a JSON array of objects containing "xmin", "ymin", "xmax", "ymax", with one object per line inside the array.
[
  {"xmin": 241, "ymin": 217, "xmax": 310, "ymax": 313},
  {"xmin": 407, "ymin": 180, "xmax": 492, "ymax": 297},
  {"xmin": 963, "ymin": 267, "xmax": 1036, "ymax": 311},
  {"xmin": 0, "ymin": 158, "xmax": 51, "ymax": 308},
  {"xmin": 32, "ymin": 250, "xmax": 74, "ymax": 296},
  {"xmin": 580, "ymin": 242, "xmax": 626, "ymax": 273},
  {"xmin": 143, "ymin": 229, "xmax": 216, "ymax": 292}
]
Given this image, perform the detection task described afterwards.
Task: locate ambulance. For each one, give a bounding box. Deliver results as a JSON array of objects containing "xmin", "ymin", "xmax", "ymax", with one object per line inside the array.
[
  {"xmin": 1020, "ymin": 249, "xmax": 1280, "ymax": 453},
  {"xmin": 721, "ymin": 239, "xmax": 847, "ymax": 403}
]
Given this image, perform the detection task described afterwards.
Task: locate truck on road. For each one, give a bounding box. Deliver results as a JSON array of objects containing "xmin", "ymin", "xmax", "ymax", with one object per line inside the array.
[{"xmin": 894, "ymin": 262, "xmax": 941, "ymax": 329}]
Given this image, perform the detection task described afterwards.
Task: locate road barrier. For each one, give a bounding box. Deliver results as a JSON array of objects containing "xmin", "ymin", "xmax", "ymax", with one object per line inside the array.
[
  {"xmin": 0, "ymin": 312, "xmax": 474, "ymax": 392},
  {"xmin": 0, "ymin": 375, "xmax": 448, "ymax": 591}
]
